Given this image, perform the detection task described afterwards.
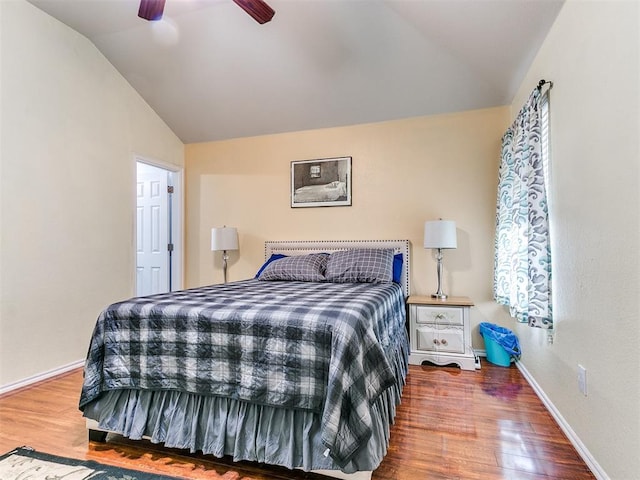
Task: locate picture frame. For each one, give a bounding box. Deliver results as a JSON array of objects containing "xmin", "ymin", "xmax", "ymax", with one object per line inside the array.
[{"xmin": 290, "ymin": 156, "xmax": 352, "ymax": 208}]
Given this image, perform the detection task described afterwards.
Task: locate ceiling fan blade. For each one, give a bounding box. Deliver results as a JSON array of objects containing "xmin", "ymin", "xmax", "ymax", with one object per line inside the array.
[
  {"xmin": 138, "ymin": 0, "xmax": 166, "ymax": 21},
  {"xmin": 232, "ymin": 0, "xmax": 275, "ymax": 24}
]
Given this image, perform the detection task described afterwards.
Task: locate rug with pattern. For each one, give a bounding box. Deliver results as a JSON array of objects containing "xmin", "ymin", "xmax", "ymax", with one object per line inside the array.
[{"xmin": 0, "ymin": 446, "xmax": 181, "ymax": 480}]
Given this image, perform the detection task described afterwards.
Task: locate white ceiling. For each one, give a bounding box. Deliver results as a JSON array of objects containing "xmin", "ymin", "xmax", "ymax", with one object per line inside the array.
[{"xmin": 27, "ymin": 0, "xmax": 563, "ymax": 144}]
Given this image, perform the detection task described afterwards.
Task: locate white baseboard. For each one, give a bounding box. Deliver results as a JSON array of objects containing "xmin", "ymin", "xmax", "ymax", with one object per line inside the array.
[
  {"xmin": 0, "ymin": 359, "xmax": 84, "ymax": 396},
  {"xmin": 515, "ymin": 361, "xmax": 609, "ymax": 480}
]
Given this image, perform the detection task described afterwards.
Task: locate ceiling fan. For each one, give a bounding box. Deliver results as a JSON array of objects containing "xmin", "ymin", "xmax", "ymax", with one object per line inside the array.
[{"xmin": 138, "ymin": 0, "xmax": 275, "ymax": 24}]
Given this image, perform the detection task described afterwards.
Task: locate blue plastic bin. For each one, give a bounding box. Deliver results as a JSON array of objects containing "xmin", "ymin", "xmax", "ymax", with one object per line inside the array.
[
  {"xmin": 479, "ymin": 322, "xmax": 520, "ymax": 367},
  {"xmin": 484, "ymin": 335, "xmax": 512, "ymax": 366}
]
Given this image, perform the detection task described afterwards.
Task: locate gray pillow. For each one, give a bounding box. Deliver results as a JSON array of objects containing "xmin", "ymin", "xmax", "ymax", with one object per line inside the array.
[
  {"xmin": 325, "ymin": 248, "xmax": 394, "ymax": 284},
  {"xmin": 258, "ymin": 253, "xmax": 328, "ymax": 282}
]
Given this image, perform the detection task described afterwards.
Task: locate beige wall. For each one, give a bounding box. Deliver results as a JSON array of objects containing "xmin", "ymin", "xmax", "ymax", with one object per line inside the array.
[
  {"xmin": 508, "ymin": 1, "xmax": 640, "ymax": 478},
  {"xmin": 0, "ymin": 1, "xmax": 184, "ymax": 386},
  {"xmin": 185, "ymin": 106, "xmax": 510, "ymax": 348}
]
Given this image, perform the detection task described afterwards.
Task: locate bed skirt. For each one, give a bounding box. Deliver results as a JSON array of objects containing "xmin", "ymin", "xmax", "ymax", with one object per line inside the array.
[{"xmin": 83, "ymin": 340, "xmax": 408, "ymax": 475}]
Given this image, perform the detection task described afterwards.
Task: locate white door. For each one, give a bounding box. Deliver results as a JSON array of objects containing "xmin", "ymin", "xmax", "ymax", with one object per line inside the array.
[{"xmin": 136, "ymin": 162, "xmax": 171, "ymax": 296}]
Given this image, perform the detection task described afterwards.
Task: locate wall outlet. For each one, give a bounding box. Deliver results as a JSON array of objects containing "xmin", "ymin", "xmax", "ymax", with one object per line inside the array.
[{"xmin": 578, "ymin": 364, "xmax": 587, "ymax": 396}]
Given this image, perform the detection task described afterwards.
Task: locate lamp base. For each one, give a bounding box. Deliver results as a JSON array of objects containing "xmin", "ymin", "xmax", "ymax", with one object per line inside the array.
[
  {"xmin": 222, "ymin": 250, "xmax": 229, "ymax": 284},
  {"xmin": 431, "ymin": 293, "xmax": 448, "ymax": 300}
]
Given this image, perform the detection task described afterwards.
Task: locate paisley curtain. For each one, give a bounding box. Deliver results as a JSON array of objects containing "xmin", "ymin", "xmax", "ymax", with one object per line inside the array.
[{"xmin": 494, "ymin": 87, "xmax": 552, "ymax": 329}]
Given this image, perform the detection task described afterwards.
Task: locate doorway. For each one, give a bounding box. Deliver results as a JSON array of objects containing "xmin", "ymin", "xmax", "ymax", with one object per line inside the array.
[{"xmin": 136, "ymin": 160, "xmax": 182, "ymax": 296}]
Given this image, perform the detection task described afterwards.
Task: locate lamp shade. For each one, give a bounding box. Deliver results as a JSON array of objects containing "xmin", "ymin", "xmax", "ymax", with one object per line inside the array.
[
  {"xmin": 211, "ymin": 227, "xmax": 239, "ymax": 251},
  {"xmin": 424, "ymin": 220, "xmax": 457, "ymax": 249}
]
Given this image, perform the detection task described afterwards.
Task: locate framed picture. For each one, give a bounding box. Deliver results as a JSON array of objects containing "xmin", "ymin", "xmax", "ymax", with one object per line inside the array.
[{"xmin": 291, "ymin": 156, "xmax": 352, "ymax": 208}]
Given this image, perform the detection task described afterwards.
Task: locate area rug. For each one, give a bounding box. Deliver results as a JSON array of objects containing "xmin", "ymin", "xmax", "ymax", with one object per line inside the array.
[{"xmin": 0, "ymin": 446, "xmax": 181, "ymax": 480}]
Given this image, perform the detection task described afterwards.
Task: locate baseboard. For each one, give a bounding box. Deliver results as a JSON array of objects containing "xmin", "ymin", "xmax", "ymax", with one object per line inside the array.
[
  {"xmin": 0, "ymin": 359, "xmax": 84, "ymax": 396},
  {"xmin": 515, "ymin": 361, "xmax": 609, "ymax": 480}
]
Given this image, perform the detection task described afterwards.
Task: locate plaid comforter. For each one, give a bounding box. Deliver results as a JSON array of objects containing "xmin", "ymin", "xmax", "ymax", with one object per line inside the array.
[{"xmin": 79, "ymin": 279, "xmax": 407, "ymax": 465}]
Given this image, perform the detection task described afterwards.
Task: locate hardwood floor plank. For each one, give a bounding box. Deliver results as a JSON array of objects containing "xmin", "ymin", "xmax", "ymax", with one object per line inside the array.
[{"xmin": 0, "ymin": 363, "xmax": 595, "ymax": 479}]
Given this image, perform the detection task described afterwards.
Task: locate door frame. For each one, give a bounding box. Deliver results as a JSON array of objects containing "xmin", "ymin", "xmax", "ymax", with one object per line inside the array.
[{"xmin": 134, "ymin": 155, "xmax": 184, "ymax": 292}]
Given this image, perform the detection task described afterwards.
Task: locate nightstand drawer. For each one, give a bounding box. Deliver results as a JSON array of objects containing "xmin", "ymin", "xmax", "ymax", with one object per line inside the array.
[
  {"xmin": 414, "ymin": 306, "xmax": 463, "ymax": 326},
  {"xmin": 415, "ymin": 325, "xmax": 465, "ymax": 354}
]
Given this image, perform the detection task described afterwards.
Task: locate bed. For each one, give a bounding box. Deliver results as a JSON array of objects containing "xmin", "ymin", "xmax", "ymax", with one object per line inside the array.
[
  {"xmin": 80, "ymin": 240, "xmax": 410, "ymax": 480},
  {"xmin": 294, "ymin": 181, "xmax": 347, "ymax": 203}
]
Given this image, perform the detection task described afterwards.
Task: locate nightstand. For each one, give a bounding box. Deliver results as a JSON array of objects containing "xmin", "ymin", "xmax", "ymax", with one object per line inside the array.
[{"xmin": 407, "ymin": 295, "xmax": 479, "ymax": 370}]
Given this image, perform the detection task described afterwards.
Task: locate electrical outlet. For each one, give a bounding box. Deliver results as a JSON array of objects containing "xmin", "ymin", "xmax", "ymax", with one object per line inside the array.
[{"xmin": 578, "ymin": 364, "xmax": 587, "ymax": 396}]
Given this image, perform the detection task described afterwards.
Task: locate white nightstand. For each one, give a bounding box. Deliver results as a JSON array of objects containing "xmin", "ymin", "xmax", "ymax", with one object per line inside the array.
[{"xmin": 407, "ymin": 295, "xmax": 479, "ymax": 370}]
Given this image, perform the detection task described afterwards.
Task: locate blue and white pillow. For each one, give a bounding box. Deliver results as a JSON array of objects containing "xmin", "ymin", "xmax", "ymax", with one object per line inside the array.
[
  {"xmin": 325, "ymin": 248, "xmax": 394, "ymax": 284},
  {"xmin": 258, "ymin": 253, "xmax": 328, "ymax": 282},
  {"xmin": 255, "ymin": 254, "xmax": 288, "ymax": 278}
]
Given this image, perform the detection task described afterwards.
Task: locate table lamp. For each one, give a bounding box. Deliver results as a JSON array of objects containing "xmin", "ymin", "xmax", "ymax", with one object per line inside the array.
[
  {"xmin": 211, "ymin": 226, "xmax": 239, "ymax": 283},
  {"xmin": 424, "ymin": 219, "xmax": 457, "ymax": 299}
]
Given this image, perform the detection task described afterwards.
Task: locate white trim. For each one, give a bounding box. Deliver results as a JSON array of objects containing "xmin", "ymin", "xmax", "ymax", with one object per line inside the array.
[
  {"xmin": 0, "ymin": 359, "xmax": 84, "ymax": 396},
  {"xmin": 169, "ymin": 168, "xmax": 184, "ymax": 291},
  {"xmin": 515, "ymin": 361, "xmax": 608, "ymax": 480},
  {"xmin": 135, "ymin": 155, "xmax": 182, "ymax": 174}
]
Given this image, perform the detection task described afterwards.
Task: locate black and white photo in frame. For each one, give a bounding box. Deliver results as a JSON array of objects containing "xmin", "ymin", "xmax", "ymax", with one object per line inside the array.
[{"xmin": 290, "ymin": 156, "xmax": 352, "ymax": 208}]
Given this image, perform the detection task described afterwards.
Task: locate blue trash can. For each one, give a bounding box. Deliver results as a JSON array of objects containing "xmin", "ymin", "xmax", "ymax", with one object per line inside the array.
[{"xmin": 479, "ymin": 322, "xmax": 521, "ymax": 367}]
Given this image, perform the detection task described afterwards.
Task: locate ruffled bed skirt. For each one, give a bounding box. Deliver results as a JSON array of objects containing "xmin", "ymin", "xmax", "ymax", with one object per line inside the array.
[{"xmin": 83, "ymin": 338, "xmax": 409, "ymax": 474}]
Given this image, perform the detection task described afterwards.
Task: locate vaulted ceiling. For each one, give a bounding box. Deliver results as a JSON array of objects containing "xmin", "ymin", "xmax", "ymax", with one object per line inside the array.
[{"xmin": 27, "ymin": 0, "xmax": 564, "ymax": 143}]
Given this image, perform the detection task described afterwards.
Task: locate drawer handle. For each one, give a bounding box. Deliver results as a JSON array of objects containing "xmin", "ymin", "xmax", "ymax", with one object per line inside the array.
[
  {"xmin": 435, "ymin": 313, "xmax": 446, "ymax": 320},
  {"xmin": 441, "ymin": 339, "xmax": 448, "ymax": 346},
  {"xmin": 433, "ymin": 339, "xmax": 439, "ymax": 345}
]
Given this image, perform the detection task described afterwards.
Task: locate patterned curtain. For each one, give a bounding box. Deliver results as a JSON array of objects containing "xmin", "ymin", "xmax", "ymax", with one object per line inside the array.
[{"xmin": 494, "ymin": 87, "xmax": 552, "ymax": 329}]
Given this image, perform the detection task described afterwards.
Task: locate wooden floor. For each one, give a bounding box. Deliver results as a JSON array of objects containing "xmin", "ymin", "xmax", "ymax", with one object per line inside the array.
[{"xmin": 0, "ymin": 363, "xmax": 595, "ymax": 479}]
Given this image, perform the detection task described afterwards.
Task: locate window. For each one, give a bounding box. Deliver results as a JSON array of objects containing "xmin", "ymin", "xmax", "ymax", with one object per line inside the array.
[{"xmin": 494, "ymin": 85, "xmax": 553, "ymax": 329}]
